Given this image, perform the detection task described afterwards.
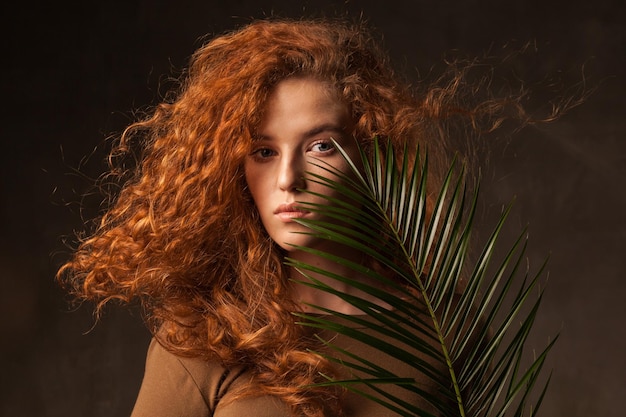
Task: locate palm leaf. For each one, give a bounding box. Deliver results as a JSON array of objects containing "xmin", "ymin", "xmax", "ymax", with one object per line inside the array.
[{"xmin": 285, "ymin": 138, "xmax": 556, "ymax": 416}]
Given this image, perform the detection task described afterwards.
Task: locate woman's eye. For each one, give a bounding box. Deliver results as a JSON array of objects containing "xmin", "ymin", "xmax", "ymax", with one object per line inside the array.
[
  {"xmin": 251, "ymin": 148, "xmax": 275, "ymax": 160},
  {"xmin": 311, "ymin": 141, "xmax": 335, "ymax": 153}
]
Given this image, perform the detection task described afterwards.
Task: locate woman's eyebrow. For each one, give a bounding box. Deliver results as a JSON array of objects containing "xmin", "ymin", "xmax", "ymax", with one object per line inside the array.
[
  {"xmin": 302, "ymin": 123, "xmax": 346, "ymax": 138},
  {"xmin": 256, "ymin": 123, "xmax": 346, "ymax": 141}
]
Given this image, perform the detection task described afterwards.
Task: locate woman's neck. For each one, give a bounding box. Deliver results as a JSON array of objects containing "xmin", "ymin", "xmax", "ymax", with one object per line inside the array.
[{"xmin": 287, "ymin": 246, "xmax": 392, "ymax": 315}]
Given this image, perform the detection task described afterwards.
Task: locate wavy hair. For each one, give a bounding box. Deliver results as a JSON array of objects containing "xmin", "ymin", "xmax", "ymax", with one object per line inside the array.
[{"xmin": 57, "ymin": 18, "xmax": 533, "ymax": 417}]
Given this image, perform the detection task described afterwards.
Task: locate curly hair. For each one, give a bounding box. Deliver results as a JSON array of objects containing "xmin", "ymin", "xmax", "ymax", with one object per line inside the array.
[{"xmin": 57, "ymin": 18, "xmax": 530, "ymax": 417}]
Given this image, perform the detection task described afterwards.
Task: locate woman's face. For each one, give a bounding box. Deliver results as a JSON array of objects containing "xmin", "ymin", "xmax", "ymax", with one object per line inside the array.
[{"xmin": 245, "ymin": 76, "xmax": 357, "ymax": 252}]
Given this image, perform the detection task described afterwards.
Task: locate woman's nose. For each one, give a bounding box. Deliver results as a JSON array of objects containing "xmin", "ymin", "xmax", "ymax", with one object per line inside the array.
[{"xmin": 277, "ymin": 157, "xmax": 306, "ymax": 192}]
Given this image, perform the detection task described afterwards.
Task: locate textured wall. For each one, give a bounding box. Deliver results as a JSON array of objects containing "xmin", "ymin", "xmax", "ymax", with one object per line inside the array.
[{"xmin": 1, "ymin": 1, "xmax": 624, "ymax": 416}]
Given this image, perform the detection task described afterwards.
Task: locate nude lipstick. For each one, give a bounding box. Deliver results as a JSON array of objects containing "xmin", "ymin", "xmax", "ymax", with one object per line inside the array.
[{"xmin": 274, "ymin": 203, "xmax": 310, "ymax": 222}]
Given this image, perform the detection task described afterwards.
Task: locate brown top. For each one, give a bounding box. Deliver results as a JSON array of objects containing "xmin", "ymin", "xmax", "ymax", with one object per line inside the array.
[{"xmin": 131, "ymin": 315, "xmax": 451, "ymax": 417}]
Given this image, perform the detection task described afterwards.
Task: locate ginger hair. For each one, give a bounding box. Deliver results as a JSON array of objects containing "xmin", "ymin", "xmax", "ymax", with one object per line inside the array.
[{"xmin": 57, "ymin": 18, "xmax": 530, "ymax": 417}]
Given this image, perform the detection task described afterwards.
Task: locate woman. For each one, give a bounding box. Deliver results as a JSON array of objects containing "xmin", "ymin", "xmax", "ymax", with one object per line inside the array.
[{"xmin": 58, "ymin": 18, "xmax": 513, "ymax": 417}]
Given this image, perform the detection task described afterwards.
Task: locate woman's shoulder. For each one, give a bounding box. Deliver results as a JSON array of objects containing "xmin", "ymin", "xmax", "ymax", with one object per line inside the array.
[
  {"xmin": 131, "ymin": 338, "xmax": 291, "ymax": 417},
  {"xmin": 130, "ymin": 337, "xmax": 241, "ymax": 416}
]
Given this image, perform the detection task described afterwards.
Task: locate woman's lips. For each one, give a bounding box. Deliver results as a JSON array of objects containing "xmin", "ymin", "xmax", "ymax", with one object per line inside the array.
[{"xmin": 274, "ymin": 203, "xmax": 310, "ymax": 222}]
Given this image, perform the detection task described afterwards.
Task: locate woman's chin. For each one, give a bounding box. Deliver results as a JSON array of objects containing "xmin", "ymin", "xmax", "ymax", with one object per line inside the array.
[{"xmin": 275, "ymin": 236, "xmax": 326, "ymax": 254}]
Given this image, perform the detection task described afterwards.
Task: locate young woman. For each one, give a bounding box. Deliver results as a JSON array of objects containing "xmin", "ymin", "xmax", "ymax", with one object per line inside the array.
[{"xmin": 58, "ymin": 18, "xmax": 515, "ymax": 417}]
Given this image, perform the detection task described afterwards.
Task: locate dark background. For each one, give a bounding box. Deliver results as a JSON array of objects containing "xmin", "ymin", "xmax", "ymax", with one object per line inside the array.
[{"xmin": 1, "ymin": 1, "xmax": 624, "ymax": 416}]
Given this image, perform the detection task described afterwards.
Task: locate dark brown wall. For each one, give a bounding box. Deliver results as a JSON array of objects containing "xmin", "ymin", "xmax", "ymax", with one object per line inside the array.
[{"xmin": 1, "ymin": 1, "xmax": 624, "ymax": 416}]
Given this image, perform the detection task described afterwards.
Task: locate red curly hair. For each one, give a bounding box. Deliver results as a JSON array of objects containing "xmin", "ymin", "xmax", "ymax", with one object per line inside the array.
[{"xmin": 58, "ymin": 18, "xmax": 530, "ymax": 417}]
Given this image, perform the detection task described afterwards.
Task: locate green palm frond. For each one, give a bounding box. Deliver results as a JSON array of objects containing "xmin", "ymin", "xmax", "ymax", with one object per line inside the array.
[{"xmin": 286, "ymin": 138, "xmax": 556, "ymax": 417}]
